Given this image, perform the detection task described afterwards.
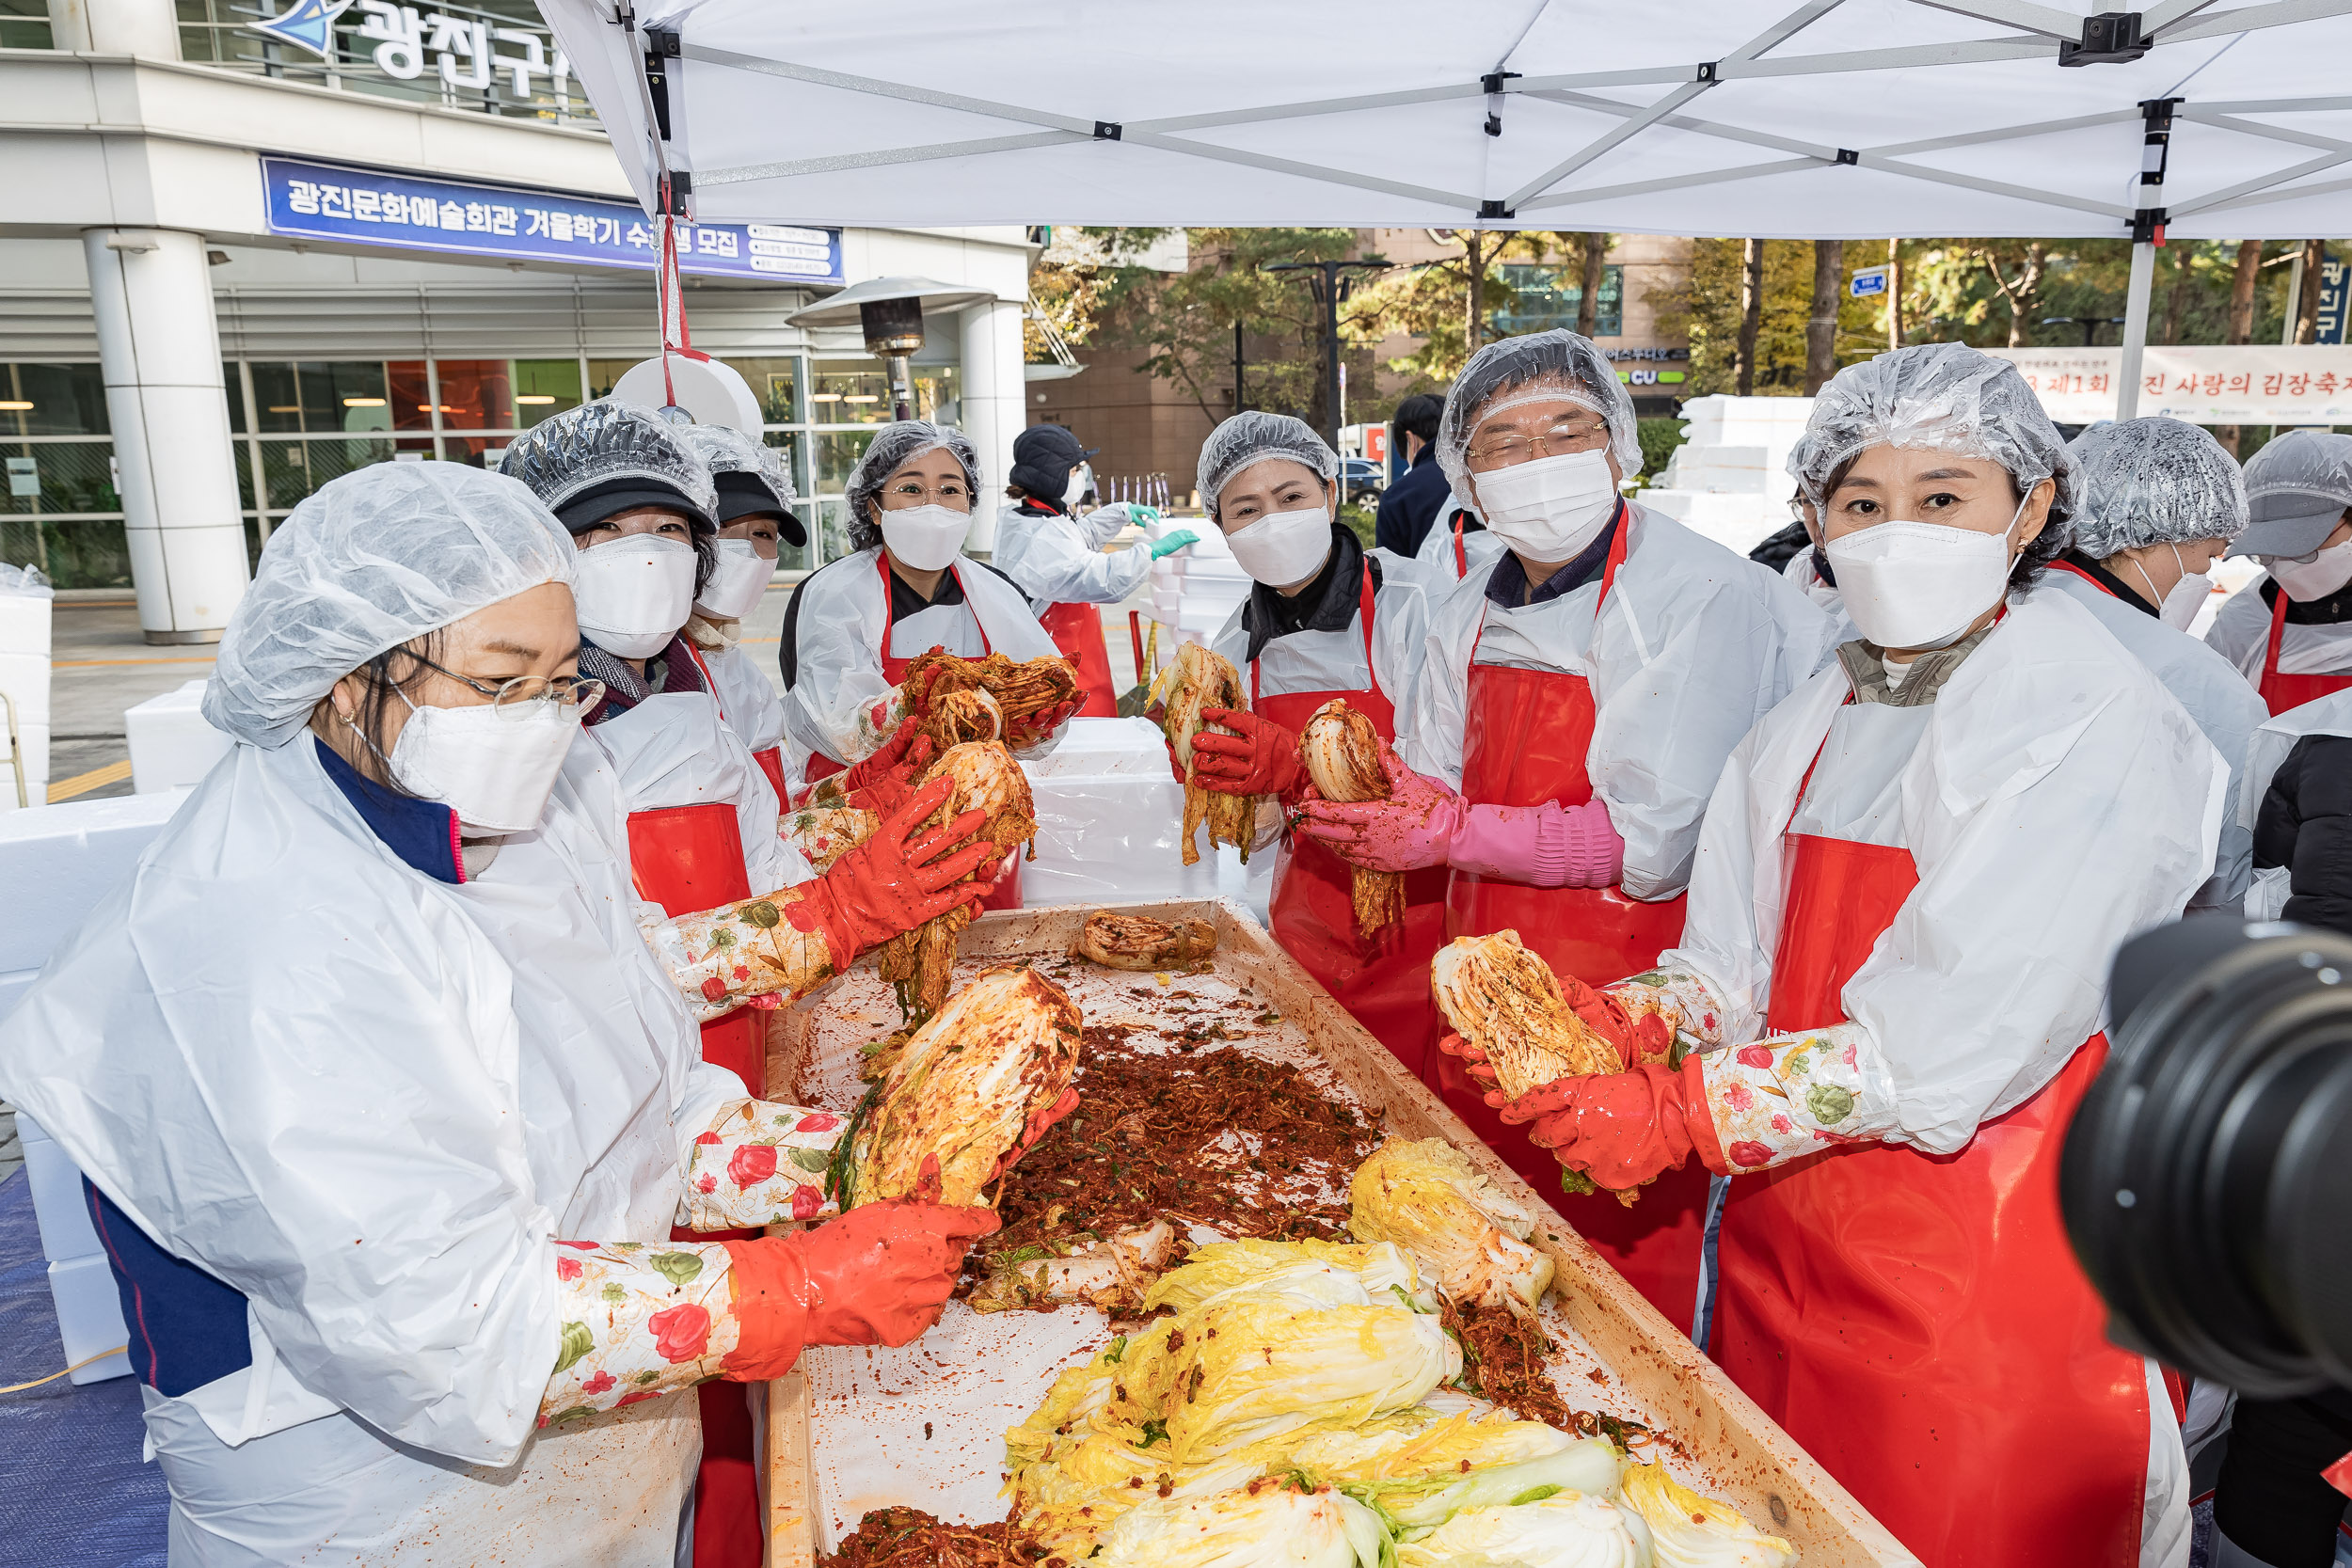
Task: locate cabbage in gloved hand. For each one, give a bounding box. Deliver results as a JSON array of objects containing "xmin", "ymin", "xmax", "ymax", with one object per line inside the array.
[
  {"xmin": 838, "ymin": 965, "xmax": 1081, "ymax": 1209},
  {"xmin": 1092, "ymin": 1481, "xmax": 1388, "ymax": 1568},
  {"xmin": 1394, "ymin": 1490, "xmax": 1651, "ymax": 1567},
  {"xmin": 1152, "ymin": 641, "xmax": 1254, "ymax": 866},
  {"xmin": 1350, "ymin": 1137, "xmax": 1556, "ymax": 1317},
  {"xmin": 1620, "ymin": 1463, "xmax": 1798, "ymax": 1567}
]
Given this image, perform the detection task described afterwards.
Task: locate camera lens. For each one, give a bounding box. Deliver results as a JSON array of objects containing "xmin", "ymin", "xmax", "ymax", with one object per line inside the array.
[{"xmin": 2061, "ymin": 916, "xmax": 2352, "ymax": 1398}]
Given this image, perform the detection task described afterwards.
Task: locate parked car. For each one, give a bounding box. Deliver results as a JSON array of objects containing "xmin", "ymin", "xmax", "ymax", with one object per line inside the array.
[{"xmin": 1339, "ymin": 457, "xmax": 1385, "ymax": 504}]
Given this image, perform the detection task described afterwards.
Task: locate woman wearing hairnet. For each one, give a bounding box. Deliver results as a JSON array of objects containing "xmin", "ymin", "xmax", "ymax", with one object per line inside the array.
[
  {"xmin": 1171, "ymin": 411, "xmax": 1443, "ymax": 1069},
  {"xmin": 1457, "ymin": 345, "xmax": 2217, "ymax": 1567},
  {"xmin": 780, "ymin": 420, "xmax": 1073, "ymax": 901},
  {"xmin": 2048, "ymin": 418, "xmax": 2265, "ymax": 910},
  {"xmin": 993, "ymin": 422, "xmax": 1198, "ymax": 716},
  {"xmin": 675, "ymin": 422, "xmax": 804, "ymax": 799},
  {"xmin": 0, "ymin": 463, "xmax": 1012, "ymax": 1565},
  {"xmin": 2201, "ymin": 428, "xmax": 2352, "ymax": 713},
  {"xmin": 1295, "ymin": 329, "xmax": 1837, "ymax": 1335}
]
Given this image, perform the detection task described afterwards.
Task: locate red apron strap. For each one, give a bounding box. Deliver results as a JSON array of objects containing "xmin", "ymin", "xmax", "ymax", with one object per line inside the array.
[
  {"xmin": 2047, "ymin": 558, "xmax": 2113, "ymax": 598},
  {"xmin": 2265, "ymin": 582, "xmax": 2292, "ymax": 686},
  {"xmin": 1250, "ymin": 559, "xmax": 1385, "ymax": 710},
  {"xmin": 876, "ymin": 550, "xmax": 991, "ymax": 662},
  {"xmin": 1453, "ymin": 515, "xmax": 1467, "ymax": 577},
  {"xmin": 679, "ymin": 641, "xmax": 725, "ymax": 722}
]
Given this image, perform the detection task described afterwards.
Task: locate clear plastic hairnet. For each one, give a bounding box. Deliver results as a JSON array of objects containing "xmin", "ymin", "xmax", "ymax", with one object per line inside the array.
[
  {"xmin": 845, "ymin": 420, "xmax": 982, "ymax": 548},
  {"xmin": 204, "ymin": 462, "xmax": 577, "ymax": 750},
  {"xmin": 678, "ymin": 421, "xmax": 797, "ymax": 515},
  {"xmin": 1436, "ymin": 329, "xmax": 1643, "ymax": 507},
  {"xmin": 2066, "ymin": 418, "xmax": 2247, "ymax": 557},
  {"xmin": 1197, "ymin": 411, "xmax": 1338, "ymax": 516},
  {"xmin": 497, "ymin": 399, "xmax": 717, "ymax": 524},
  {"xmin": 1791, "ymin": 342, "xmax": 2079, "ymax": 524}
]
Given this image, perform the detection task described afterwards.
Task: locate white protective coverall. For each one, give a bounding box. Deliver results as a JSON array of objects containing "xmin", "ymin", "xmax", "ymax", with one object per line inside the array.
[
  {"xmin": 690, "ymin": 631, "xmax": 789, "ymax": 777},
  {"xmin": 1406, "ymin": 510, "xmax": 1506, "ymax": 592},
  {"xmin": 1402, "ymin": 502, "xmax": 1839, "ymax": 900},
  {"xmin": 2204, "ymin": 571, "xmax": 2352, "ymax": 685},
  {"xmin": 779, "ymin": 545, "xmax": 1062, "ymax": 778},
  {"xmin": 0, "ymin": 735, "xmax": 738, "ymax": 1566},
  {"xmin": 993, "ymin": 499, "xmax": 1152, "ymax": 610},
  {"xmin": 1780, "ymin": 547, "xmax": 1854, "ymax": 639},
  {"xmin": 2043, "ymin": 569, "xmax": 2265, "ymax": 910}
]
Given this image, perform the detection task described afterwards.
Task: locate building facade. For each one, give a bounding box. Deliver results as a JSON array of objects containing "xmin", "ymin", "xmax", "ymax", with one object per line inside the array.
[{"xmin": 1, "ymin": 0, "xmax": 1037, "ymax": 633}]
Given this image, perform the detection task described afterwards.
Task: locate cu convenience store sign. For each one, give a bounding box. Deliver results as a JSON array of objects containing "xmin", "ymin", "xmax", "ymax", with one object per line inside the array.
[{"xmin": 260, "ymin": 156, "xmax": 843, "ymax": 284}]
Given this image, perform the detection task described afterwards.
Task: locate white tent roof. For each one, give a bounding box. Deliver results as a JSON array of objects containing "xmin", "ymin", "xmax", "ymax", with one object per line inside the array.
[{"xmin": 540, "ymin": 0, "xmax": 2352, "ymax": 241}]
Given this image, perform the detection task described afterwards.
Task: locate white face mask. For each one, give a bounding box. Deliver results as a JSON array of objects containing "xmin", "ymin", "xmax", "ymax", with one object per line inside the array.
[
  {"xmin": 1063, "ymin": 464, "xmax": 1091, "ymax": 506},
  {"xmin": 2120, "ymin": 544, "xmax": 2211, "ymax": 632},
  {"xmin": 1224, "ymin": 505, "xmax": 1333, "ymax": 588},
  {"xmin": 574, "ymin": 534, "xmax": 698, "ymax": 658},
  {"xmin": 2265, "ymin": 538, "xmax": 2352, "ymax": 603},
  {"xmin": 1823, "ymin": 498, "xmax": 2026, "ymax": 652},
  {"xmin": 1470, "ymin": 447, "xmax": 1620, "ymax": 562},
  {"xmin": 386, "ymin": 693, "xmax": 580, "ymax": 835},
  {"xmin": 879, "ymin": 503, "xmax": 970, "ymax": 571},
  {"xmin": 695, "ymin": 537, "xmax": 777, "ymax": 622}
]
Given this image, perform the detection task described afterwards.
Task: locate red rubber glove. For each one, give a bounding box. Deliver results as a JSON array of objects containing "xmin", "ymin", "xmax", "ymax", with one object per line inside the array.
[
  {"xmin": 1009, "ymin": 697, "xmax": 1080, "ymax": 750},
  {"xmin": 1437, "ymin": 976, "xmax": 1673, "ymax": 1101},
  {"xmin": 786, "ymin": 775, "xmax": 1000, "ymax": 966},
  {"xmin": 838, "ymin": 716, "xmax": 932, "ymax": 798},
  {"xmin": 1496, "ymin": 1059, "xmax": 1728, "ymax": 1190},
  {"xmin": 987, "ymin": 1084, "xmax": 1081, "ymax": 1184},
  {"xmin": 1189, "ymin": 707, "xmax": 1301, "ymax": 797},
  {"xmin": 720, "ymin": 1199, "xmax": 1000, "ymax": 1378}
]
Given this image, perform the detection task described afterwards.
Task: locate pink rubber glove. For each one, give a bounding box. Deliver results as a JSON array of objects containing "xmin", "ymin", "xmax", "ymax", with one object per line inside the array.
[
  {"xmin": 1293, "ymin": 751, "xmax": 1466, "ymax": 873},
  {"xmin": 1449, "ymin": 797, "xmax": 1624, "ymax": 889}
]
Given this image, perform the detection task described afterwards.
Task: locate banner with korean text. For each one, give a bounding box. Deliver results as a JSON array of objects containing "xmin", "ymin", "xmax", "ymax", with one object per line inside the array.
[
  {"xmin": 1987, "ymin": 346, "xmax": 2352, "ymax": 425},
  {"xmin": 259, "ymin": 156, "xmax": 843, "ymax": 284}
]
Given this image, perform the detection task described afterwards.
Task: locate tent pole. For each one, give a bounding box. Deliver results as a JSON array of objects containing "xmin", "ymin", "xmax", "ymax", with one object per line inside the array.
[{"xmin": 2118, "ymin": 241, "xmax": 2155, "ymax": 420}]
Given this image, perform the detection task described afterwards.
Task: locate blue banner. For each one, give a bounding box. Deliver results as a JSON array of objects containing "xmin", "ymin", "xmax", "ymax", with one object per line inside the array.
[
  {"xmin": 2319, "ymin": 259, "xmax": 2347, "ymax": 347},
  {"xmin": 259, "ymin": 156, "xmax": 843, "ymax": 284}
]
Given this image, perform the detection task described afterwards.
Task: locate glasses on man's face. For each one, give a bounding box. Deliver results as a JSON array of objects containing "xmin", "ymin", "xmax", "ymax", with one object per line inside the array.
[
  {"xmin": 1465, "ymin": 418, "xmax": 1609, "ymax": 469},
  {"xmin": 413, "ymin": 653, "xmax": 605, "ymax": 718}
]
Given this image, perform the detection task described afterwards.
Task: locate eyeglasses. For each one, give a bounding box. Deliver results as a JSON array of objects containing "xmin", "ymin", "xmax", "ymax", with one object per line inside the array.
[
  {"xmin": 1464, "ymin": 419, "xmax": 1610, "ymax": 469},
  {"xmin": 410, "ymin": 652, "xmax": 605, "ymax": 718}
]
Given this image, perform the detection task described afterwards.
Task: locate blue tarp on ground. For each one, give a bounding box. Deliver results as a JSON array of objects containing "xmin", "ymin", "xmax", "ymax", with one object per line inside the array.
[{"xmin": 0, "ymin": 1169, "xmax": 168, "ymax": 1567}]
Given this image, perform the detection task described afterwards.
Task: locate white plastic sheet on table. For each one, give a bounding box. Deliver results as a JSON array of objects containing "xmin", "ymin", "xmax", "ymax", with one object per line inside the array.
[{"xmin": 1020, "ymin": 717, "xmax": 1222, "ymax": 907}]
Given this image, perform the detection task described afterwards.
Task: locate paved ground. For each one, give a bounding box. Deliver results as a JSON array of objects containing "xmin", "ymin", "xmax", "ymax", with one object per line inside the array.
[{"xmin": 40, "ymin": 562, "xmax": 1158, "ymax": 806}]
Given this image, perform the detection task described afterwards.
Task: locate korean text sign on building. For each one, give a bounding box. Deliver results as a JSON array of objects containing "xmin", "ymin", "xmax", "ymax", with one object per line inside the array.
[
  {"xmin": 1988, "ymin": 346, "xmax": 2352, "ymax": 424},
  {"xmin": 260, "ymin": 157, "xmax": 844, "ymax": 284}
]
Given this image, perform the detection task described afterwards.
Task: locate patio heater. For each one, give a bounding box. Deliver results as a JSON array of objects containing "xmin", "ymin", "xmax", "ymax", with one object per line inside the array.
[{"xmin": 786, "ymin": 277, "xmax": 996, "ymax": 421}]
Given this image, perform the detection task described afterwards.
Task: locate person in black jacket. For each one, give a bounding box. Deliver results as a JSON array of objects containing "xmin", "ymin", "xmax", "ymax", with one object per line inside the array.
[
  {"xmin": 1374, "ymin": 392, "xmax": 1450, "ymax": 555},
  {"xmin": 2223, "ymin": 691, "xmax": 2352, "ymax": 1567}
]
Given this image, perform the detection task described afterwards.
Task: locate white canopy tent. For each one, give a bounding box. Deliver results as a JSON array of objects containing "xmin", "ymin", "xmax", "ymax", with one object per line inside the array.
[{"xmin": 538, "ymin": 0, "xmax": 2352, "ymax": 416}]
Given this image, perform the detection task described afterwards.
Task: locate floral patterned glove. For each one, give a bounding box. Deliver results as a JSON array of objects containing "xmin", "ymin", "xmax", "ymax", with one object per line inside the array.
[{"xmin": 1692, "ymin": 1022, "xmax": 1887, "ymax": 1172}]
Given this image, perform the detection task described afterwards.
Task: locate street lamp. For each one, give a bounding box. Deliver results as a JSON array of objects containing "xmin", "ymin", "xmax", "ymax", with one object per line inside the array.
[
  {"xmin": 2042, "ymin": 314, "xmax": 2128, "ymax": 347},
  {"xmin": 787, "ymin": 277, "xmax": 998, "ymax": 420},
  {"xmin": 1263, "ymin": 257, "xmax": 1389, "ymax": 449}
]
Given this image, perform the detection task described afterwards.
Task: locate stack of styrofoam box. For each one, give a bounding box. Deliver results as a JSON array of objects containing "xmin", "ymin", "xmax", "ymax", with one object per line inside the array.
[
  {"xmin": 0, "ymin": 575, "xmax": 52, "ymax": 813},
  {"xmin": 1144, "ymin": 518, "xmax": 1249, "ymax": 650},
  {"xmin": 1636, "ymin": 394, "xmax": 1819, "ymax": 557},
  {"xmin": 125, "ymin": 677, "xmax": 233, "ymax": 793},
  {"xmin": 1, "ymin": 787, "xmax": 193, "ymax": 1384}
]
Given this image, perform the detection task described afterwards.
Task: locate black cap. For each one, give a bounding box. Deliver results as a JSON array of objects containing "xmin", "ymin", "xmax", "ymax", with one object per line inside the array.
[
  {"xmin": 1009, "ymin": 423, "xmax": 1097, "ymax": 498},
  {"xmin": 712, "ymin": 469, "xmax": 808, "ymax": 547},
  {"xmin": 552, "ymin": 476, "xmax": 716, "ymax": 534}
]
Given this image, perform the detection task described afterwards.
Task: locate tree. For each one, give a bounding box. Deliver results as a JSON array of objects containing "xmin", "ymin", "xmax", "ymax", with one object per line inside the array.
[
  {"xmin": 1805, "ymin": 240, "xmax": 1845, "ymax": 393},
  {"xmin": 1577, "ymin": 233, "xmax": 1610, "ymax": 338},
  {"xmin": 1735, "ymin": 238, "xmax": 1765, "ymax": 395},
  {"xmin": 2218, "ymin": 239, "xmax": 2265, "ymax": 455},
  {"xmin": 1973, "ymin": 241, "xmax": 2050, "ymax": 346}
]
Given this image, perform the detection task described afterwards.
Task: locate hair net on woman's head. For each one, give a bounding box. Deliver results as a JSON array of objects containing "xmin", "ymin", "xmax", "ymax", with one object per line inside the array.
[
  {"xmin": 203, "ymin": 463, "xmax": 576, "ymax": 750},
  {"xmin": 1793, "ymin": 342, "xmax": 2079, "ymax": 521},
  {"xmin": 1436, "ymin": 330, "xmax": 1642, "ymax": 507},
  {"xmin": 2066, "ymin": 418, "xmax": 2247, "ymax": 557},
  {"xmin": 845, "ymin": 421, "xmax": 982, "ymax": 552},
  {"xmin": 1197, "ymin": 411, "xmax": 1338, "ymax": 517},
  {"xmin": 499, "ymin": 400, "xmax": 718, "ymax": 533},
  {"xmin": 678, "ymin": 421, "xmax": 805, "ymax": 546}
]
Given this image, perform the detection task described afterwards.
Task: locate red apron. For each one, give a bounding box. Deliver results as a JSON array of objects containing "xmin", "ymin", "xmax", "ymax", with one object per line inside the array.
[
  {"xmin": 681, "ymin": 641, "xmax": 789, "ymax": 807},
  {"xmin": 625, "ymin": 800, "xmax": 766, "ymax": 1568},
  {"xmin": 2258, "ymin": 583, "xmax": 2352, "ymax": 716},
  {"xmin": 803, "ymin": 553, "xmax": 1021, "ymax": 909},
  {"xmin": 1253, "ymin": 562, "xmax": 1447, "ymax": 1077},
  {"xmin": 1429, "ymin": 517, "xmax": 1709, "ymax": 1334},
  {"xmin": 1710, "ymin": 723, "xmax": 2152, "ymax": 1568},
  {"xmin": 1040, "ymin": 599, "xmax": 1117, "ymax": 718}
]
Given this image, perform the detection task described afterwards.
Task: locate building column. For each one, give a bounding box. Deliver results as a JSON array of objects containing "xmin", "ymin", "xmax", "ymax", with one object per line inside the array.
[
  {"xmin": 957, "ymin": 297, "xmax": 1026, "ymax": 553},
  {"xmin": 47, "ymin": 0, "xmax": 183, "ymax": 56},
  {"xmin": 83, "ymin": 228, "xmax": 249, "ymax": 643}
]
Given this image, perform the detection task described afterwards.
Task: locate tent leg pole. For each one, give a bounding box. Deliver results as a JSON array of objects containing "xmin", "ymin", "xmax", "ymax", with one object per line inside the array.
[{"xmin": 2117, "ymin": 240, "xmax": 2155, "ymax": 421}]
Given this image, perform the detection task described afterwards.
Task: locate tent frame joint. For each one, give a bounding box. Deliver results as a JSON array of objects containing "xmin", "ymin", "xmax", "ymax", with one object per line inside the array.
[
  {"xmin": 1093, "ymin": 120, "xmax": 1122, "ymax": 141},
  {"xmin": 2058, "ymin": 10, "xmax": 2151, "ymax": 68},
  {"xmin": 1479, "ymin": 198, "xmax": 1514, "ymax": 219}
]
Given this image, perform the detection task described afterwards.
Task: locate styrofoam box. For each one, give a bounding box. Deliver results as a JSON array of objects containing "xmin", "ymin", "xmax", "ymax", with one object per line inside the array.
[
  {"xmin": 47, "ymin": 1254, "xmax": 135, "ymax": 1386},
  {"xmin": 19, "ymin": 1114, "xmax": 101, "ymax": 1263},
  {"xmin": 0, "ymin": 592, "xmax": 50, "ymax": 657},
  {"xmin": 125, "ymin": 677, "xmax": 233, "ymax": 794},
  {"xmin": 0, "ymin": 787, "xmax": 188, "ymax": 1012}
]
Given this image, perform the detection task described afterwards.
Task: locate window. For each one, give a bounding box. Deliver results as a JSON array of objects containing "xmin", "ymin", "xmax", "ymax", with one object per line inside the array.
[
  {"xmin": 1492, "ymin": 263, "xmax": 1623, "ymax": 338},
  {"xmin": 2, "ymin": 363, "xmax": 121, "ymax": 586},
  {"xmin": 0, "ymin": 363, "xmax": 109, "ymax": 436},
  {"xmin": 0, "ymin": 0, "xmax": 51, "ymax": 48},
  {"xmin": 809, "ymin": 361, "xmax": 959, "ymax": 424},
  {"xmin": 729, "ymin": 358, "xmax": 801, "ymax": 424},
  {"xmin": 513, "ymin": 359, "xmax": 584, "ymax": 420}
]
